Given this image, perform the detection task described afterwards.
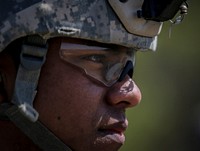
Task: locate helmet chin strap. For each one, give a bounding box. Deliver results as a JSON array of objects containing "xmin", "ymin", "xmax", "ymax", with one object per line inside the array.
[
  {"xmin": 6, "ymin": 105, "xmax": 72, "ymax": 151},
  {"xmin": 1, "ymin": 36, "xmax": 72, "ymax": 151}
]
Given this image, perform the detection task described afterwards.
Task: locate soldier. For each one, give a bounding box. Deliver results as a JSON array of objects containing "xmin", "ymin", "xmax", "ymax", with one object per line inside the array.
[{"xmin": 0, "ymin": 0, "xmax": 188, "ymax": 151}]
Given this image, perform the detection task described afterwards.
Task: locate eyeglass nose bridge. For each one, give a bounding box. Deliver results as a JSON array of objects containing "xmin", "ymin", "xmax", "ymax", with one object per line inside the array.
[{"xmin": 118, "ymin": 60, "xmax": 134, "ymax": 82}]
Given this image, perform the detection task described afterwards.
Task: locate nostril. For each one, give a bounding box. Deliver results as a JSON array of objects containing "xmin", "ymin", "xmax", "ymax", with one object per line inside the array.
[{"xmin": 116, "ymin": 101, "xmax": 131, "ymax": 108}]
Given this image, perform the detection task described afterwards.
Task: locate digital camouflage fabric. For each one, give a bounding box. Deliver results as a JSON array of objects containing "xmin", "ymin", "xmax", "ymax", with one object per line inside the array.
[{"xmin": 0, "ymin": 0, "xmax": 158, "ymax": 53}]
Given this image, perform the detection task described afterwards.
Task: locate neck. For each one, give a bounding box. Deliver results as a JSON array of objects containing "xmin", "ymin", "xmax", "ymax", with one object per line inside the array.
[{"xmin": 0, "ymin": 120, "xmax": 41, "ymax": 151}]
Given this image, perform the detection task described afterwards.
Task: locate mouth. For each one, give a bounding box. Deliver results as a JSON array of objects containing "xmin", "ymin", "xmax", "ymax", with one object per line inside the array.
[{"xmin": 97, "ymin": 122, "xmax": 128, "ymax": 144}]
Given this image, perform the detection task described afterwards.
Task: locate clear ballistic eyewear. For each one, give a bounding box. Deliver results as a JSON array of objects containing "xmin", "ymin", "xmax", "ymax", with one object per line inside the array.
[{"xmin": 59, "ymin": 41, "xmax": 135, "ymax": 87}]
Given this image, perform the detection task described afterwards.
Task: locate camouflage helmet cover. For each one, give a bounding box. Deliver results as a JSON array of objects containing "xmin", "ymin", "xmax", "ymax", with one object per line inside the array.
[{"xmin": 0, "ymin": 0, "xmax": 162, "ymax": 53}]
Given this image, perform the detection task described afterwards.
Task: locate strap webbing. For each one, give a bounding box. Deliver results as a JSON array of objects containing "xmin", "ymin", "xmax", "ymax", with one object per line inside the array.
[
  {"xmin": 6, "ymin": 105, "xmax": 72, "ymax": 151},
  {"xmin": 2, "ymin": 36, "xmax": 72, "ymax": 151},
  {"xmin": 11, "ymin": 36, "xmax": 48, "ymax": 122}
]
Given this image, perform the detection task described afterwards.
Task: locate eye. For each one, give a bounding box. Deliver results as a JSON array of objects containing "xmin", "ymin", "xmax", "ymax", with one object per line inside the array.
[{"xmin": 82, "ymin": 54, "xmax": 105, "ymax": 63}]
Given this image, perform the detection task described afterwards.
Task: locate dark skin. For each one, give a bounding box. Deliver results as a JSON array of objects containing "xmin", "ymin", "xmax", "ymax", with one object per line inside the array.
[{"xmin": 0, "ymin": 38, "xmax": 141, "ymax": 151}]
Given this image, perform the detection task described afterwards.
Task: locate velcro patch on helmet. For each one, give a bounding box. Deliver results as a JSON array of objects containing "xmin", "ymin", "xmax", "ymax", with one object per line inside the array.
[{"xmin": 108, "ymin": 0, "xmax": 162, "ymax": 37}]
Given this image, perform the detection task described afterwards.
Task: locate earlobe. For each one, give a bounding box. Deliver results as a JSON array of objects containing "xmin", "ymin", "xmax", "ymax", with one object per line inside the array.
[
  {"xmin": 0, "ymin": 72, "xmax": 7, "ymax": 103},
  {"xmin": 0, "ymin": 53, "xmax": 18, "ymax": 102},
  {"xmin": 0, "ymin": 73, "xmax": 3, "ymax": 102}
]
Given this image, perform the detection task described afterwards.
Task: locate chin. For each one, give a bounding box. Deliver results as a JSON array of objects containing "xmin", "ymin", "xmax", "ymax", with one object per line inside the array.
[
  {"xmin": 71, "ymin": 138, "xmax": 123, "ymax": 151},
  {"xmin": 91, "ymin": 136, "xmax": 124, "ymax": 151}
]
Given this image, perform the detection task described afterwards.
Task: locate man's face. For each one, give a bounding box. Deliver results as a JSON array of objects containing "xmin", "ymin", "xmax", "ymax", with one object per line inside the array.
[{"xmin": 34, "ymin": 38, "xmax": 141, "ymax": 151}]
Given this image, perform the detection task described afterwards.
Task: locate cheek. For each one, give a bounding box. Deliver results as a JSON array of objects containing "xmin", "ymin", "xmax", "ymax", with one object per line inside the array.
[{"xmin": 34, "ymin": 59, "xmax": 106, "ymax": 142}]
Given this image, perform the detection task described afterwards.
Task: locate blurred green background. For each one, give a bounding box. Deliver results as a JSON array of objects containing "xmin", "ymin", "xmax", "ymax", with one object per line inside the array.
[{"xmin": 120, "ymin": 1, "xmax": 200, "ymax": 151}]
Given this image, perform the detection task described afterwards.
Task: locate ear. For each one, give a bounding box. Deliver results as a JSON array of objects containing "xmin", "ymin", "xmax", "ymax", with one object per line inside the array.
[
  {"xmin": 0, "ymin": 53, "xmax": 17, "ymax": 102},
  {"xmin": 0, "ymin": 72, "xmax": 7, "ymax": 103}
]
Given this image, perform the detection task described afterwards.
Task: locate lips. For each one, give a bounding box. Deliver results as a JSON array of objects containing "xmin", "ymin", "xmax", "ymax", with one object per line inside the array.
[
  {"xmin": 98, "ymin": 122, "xmax": 127, "ymax": 134},
  {"xmin": 98, "ymin": 121, "xmax": 128, "ymax": 144}
]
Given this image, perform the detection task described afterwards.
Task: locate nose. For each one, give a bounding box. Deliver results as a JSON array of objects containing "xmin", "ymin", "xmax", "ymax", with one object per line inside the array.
[{"xmin": 105, "ymin": 75, "xmax": 142, "ymax": 108}]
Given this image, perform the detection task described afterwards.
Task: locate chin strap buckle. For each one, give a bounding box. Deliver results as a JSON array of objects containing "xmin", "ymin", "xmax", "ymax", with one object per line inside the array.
[{"xmin": 11, "ymin": 36, "xmax": 48, "ymax": 122}]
